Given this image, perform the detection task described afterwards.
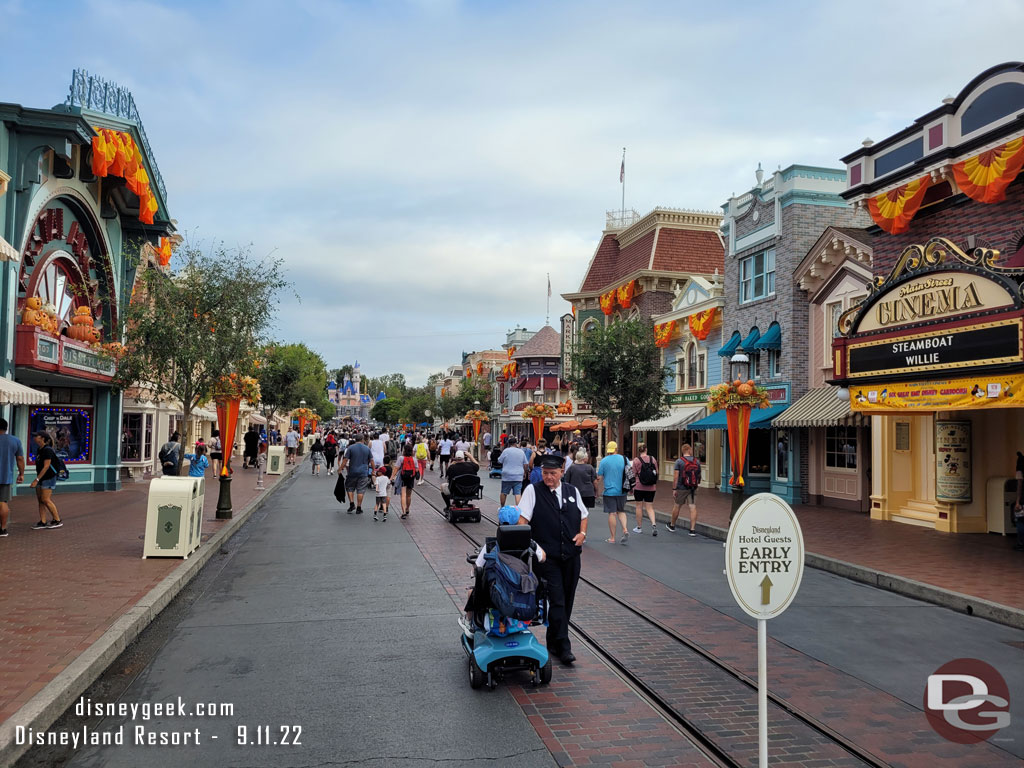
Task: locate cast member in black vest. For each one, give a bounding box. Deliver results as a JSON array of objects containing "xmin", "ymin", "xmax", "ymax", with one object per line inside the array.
[{"xmin": 516, "ymin": 453, "xmax": 589, "ymax": 664}]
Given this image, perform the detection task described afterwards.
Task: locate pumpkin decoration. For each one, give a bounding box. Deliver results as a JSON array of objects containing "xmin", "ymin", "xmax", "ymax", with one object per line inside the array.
[
  {"xmin": 90, "ymin": 326, "xmax": 102, "ymax": 344},
  {"xmin": 733, "ymin": 379, "xmax": 742, "ymax": 388},
  {"xmin": 41, "ymin": 302, "xmax": 59, "ymax": 335},
  {"xmin": 67, "ymin": 306, "xmax": 96, "ymax": 341},
  {"xmin": 737, "ymin": 383, "xmax": 754, "ymax": 397},
  {"xmin": 21, "ymin": 296, "xmax": 44, "ymax": 326}
]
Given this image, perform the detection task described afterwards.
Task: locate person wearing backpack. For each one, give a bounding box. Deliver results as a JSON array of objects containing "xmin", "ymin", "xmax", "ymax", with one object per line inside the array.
[
  {"xmin": 159, "ymin": 432, "xmax": 181, "ymax": 476},
  {"xmin": 395, "ymin": 444, "xmax": 420, "ymax": 518},
  {"xmin": 670, "ymin": 443, "xmax": 702, "ymax": 536},
  {"xmin": 631, "ymin": 442, "xmax": 660, "ymax": 536},
  {"xmin": 29, "ymin": 432, "xmax": 62, "ymax": 530},
  {"xmin": 414, "ymin": 436, "xmax": 429, "ymax": 485}
]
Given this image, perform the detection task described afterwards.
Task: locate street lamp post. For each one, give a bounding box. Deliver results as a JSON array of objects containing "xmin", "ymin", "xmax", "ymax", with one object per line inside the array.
[
  {"xmin": 472, "ymin": 400, "xmax": 482, "ymax": 461},
  {"xmin": 728, "ymin": 348, "xmax": 751, "ymax": 520}
]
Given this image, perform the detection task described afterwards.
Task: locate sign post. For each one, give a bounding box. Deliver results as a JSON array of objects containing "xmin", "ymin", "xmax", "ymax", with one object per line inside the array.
[{"xmin": 724, "ymin": 493, "xmax": 805, "ymax": 768}]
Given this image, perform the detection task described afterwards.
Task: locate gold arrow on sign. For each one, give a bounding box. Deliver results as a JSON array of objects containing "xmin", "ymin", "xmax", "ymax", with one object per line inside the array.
[{"xmin": 759, "ymin": 575, "xmax": 773, "ymax": 605}]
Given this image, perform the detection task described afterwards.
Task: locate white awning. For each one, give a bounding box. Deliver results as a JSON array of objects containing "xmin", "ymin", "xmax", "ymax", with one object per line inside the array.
[
  {"xmin": 193, "ymin": 407, "xmax": 217, "ymax": 422},
  {"xmin": 0, "ymin": 377, "xmax": 49, "ymax": 405},
  {"xmin": 248, "ymin": 413, "xmax": 267, "ymax": 424},
  {"xmin": 631, "ymin": 405, "xmax": 705, "ymax": 432},
  {"xmin": 0, "ymin": 236, "xmax": 19, "ymax": 262}
]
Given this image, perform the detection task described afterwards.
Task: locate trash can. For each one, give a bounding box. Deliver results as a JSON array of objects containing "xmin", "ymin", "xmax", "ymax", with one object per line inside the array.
[
  {"xmin": 186, "ymin": 476, "xmax": 206, "ymax": 554},
  {"xmin": 144, "ymin": 476, "xmax": 202, "ymax": 559},
  {"xmin": 986, "ymin": 476, "xmax": 1016, "ymax": 534},
  {"xmin": 267, "ymin": 445, "xmax": 286, "ymax": 475},
  {"xmin": 297, "ymin": 439, "xmax": 305, "ymax": 456}
]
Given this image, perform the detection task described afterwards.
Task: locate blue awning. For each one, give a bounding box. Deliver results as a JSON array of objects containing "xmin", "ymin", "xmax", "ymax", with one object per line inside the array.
[
  {"xmin": 754, "ymin": 323, "xmax": 781, "ymax": 350},
  {"xmin": 688, "ymin": 403, "xmax": 790, "ymax": 431},
  {"xmin": 718, "ymin": 331, "xmax": 741, "ymax": 357},
  {"xmin": 741, "ymin": 327, "xmax": 761, "ymax": 350}
]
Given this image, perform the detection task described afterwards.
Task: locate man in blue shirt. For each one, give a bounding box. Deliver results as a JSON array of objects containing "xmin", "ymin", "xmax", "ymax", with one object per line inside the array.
[
  {"xmin": 340, "ymin": 434, "xmax": 374, "ymax": 514},
  {"xmin": 596, "ymin": 440, "xmax": 629, "ymax": 544},
  {"xmin": 0, "ymin": 417, "xmax": 26, "ymax": 537},
  {"xmin": 497, "ymin": 436, "xmax": 529, "ymax": 505}
]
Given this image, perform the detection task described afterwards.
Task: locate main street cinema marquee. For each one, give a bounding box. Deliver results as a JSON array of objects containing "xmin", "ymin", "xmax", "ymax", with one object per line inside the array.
[{"xmin": 831, "ymin": 237, "xmax": 1024, "ymax": 409}]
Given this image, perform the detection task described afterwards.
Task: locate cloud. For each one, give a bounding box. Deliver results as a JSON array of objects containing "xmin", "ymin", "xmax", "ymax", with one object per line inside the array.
[{"xmin": 2, "ymin": 0, "xmax": 1021, "ymax": 384}]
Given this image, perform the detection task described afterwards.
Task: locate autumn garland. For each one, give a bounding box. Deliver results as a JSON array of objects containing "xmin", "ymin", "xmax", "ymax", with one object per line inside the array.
[
  {"xmin": 212, "ymin": 373, "xmax": 261, "ymax": 403},
  {"xmin": 521, "ymin": 403, "xmax": 556, "ymax": 419},
  {"xmin": 708, "ymin": 379, "xmax": 771, "ymax": 412},
  {"xmin": 465, "ymin": 409, "xmax": 490, "ymax": 422}
]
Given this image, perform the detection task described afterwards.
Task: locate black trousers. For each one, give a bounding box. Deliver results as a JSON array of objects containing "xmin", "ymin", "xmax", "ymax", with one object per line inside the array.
[{"xmin": 535, "ymin": 556, "xmax": 581, "ymax": 657}]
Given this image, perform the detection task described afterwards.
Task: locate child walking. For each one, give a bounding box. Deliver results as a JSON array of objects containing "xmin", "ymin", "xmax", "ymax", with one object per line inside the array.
[
  {"xmin": 184, "ymin": 444, "xmax": 209, "ymax": 478},
  {"xmin": 374, "ymin": 460, "xmax": 392, "ymax": 521}
]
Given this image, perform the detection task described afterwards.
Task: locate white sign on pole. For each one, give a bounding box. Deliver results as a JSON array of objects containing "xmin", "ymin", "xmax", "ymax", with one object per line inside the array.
[
  {"xmin": 725, "ymin": 492, "xmax": 805, "ymax": 619},
  {"xmin": 724, "ymin": 493, "xmax": 805, "ymax": 768}
]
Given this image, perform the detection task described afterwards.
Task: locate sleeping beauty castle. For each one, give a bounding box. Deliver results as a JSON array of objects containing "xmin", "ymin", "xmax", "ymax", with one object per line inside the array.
[{"xmin": 327, "ymin": 362, "xmax": 375, "ymax": 421}]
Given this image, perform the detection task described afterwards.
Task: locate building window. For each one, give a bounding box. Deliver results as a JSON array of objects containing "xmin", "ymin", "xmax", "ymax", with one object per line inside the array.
[
  {"xmin": 747, "ymin": 430, "xmax": 771, "ymax": 474},
  {"xmin": 825, "ymin": 425, "xmax": 858, "ymax": 469},
  {"xmin": 121, "ymin": 413, "xmax": 144, "ymax": 461},
  {"xmin": 750, "ymin": 352, "xmax": 761, "ymax": 379},
  {"xmin": 697, "ymin": 352, "xmax": 706, "ymax": 389},
  {"xmin": 687, "ymin": 343, "xmax": 697, "ymax": 388},
  {"xmin": 739, "ymin": 248, "xmax": 775, "ymax": 303},
  {"xmin": 776, "ymin": 430, "xmax": 790, "ymax": 479},
  {"xmin": 144, "ymin": 414, "xmax": 153, "ymax": 460},
  {"xmin": 768, "ymin": 349, "xmax": 781, "ymax": 378}
]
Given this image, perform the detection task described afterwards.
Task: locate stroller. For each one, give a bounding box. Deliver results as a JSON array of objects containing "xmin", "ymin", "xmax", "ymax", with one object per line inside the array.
[
  {"xmin": 488, "ymin": 446, "xmax": 503, "ymax": 479},
  {"xmin": 461, "ymin": 523, "xmax": 551, "ymax": 689}
]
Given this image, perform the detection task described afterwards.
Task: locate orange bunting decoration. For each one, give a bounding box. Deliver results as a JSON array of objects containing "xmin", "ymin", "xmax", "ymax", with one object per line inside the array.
[
  {"xmin": 476, "ymin": 362, "xmax": 484, "ymax": 376},
  {"xmin": 507, "ymin": 346, "xmax": 516, "ymax": 359},
  {"xmin": 867, "ymin": 175, "xmax": 931, "ymax": 234},
  {"xmin": 654, "ymin": 320, "xmax": 676, "ymax": 348},
  {"xmin": 688, "ymin": 308, "xmax": 717, "ymax": 340},
  {"xmin": 599, "ymin": 290, "xmax": 616, "ymax": 315},
  {"xmin": 617, "ymin": 280, "xmax": 636, "ymax": 309},
  {"xmin": 157, "ymin": 237, "xmax": 172, "ymax": 266},
  {"xmin": 91, "ymin": 128, "xmax": 158, "ymax": 224},
  {"xmin": 465, "ymin": 367, "xmax": 472, "ymax": 379},
  {"xmin": 952, "ymin": 137, "xmax": 1024, "ymax": 205}
]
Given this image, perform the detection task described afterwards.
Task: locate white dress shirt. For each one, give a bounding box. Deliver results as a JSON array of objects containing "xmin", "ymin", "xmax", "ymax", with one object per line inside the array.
[{"xmin": 517, "ymin": 482, "xmax": 590, "ymax": 522}]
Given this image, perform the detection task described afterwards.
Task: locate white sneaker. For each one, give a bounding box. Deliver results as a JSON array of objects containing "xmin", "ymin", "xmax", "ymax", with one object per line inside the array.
[
  {"xmin": 632, "ymin": 526, "xmax": 642, "ymax": 534},
  {"xmin": 458, "ymin": 616, "xmax": 474, "ymax": 637}
]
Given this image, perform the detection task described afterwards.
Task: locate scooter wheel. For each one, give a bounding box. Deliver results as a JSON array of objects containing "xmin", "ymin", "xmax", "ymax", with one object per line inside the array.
[
  {"xmin": 539, "ymin": 659, "xmax": 552, "ymax": 685},
  {"xmin": 469, "ymin": 656, "xmax": 485, "ymax": 689}
]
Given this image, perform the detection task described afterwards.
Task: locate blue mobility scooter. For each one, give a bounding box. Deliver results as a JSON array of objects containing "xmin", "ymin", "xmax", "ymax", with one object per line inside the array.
[
  {"xmin": 488, "ymin": 447, "xmax": 503, "ymax": 479},
  {"xmin": 446, "ymin": 473, "xmax": 483, "ymax": 524},
  {"xmin": 461, "ymin": 523, "xmax": 551, "ymax": 689}
]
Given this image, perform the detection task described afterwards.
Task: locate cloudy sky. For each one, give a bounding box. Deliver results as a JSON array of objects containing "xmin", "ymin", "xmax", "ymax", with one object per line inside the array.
[{"xmin": 3, "ymin": 0, "xmax": 1022, "ymax": 384}]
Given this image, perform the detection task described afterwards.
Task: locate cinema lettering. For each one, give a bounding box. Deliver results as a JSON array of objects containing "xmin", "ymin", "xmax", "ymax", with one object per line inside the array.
[{"xmin": 832, "ymin": 238, "xmax": 1024, "ymax": 384}]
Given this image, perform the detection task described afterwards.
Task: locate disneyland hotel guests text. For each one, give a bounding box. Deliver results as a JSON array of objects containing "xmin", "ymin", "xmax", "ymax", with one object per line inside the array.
[{"xmin": 15, "ymin": 697, "xmax": 303, "ymax": 748}]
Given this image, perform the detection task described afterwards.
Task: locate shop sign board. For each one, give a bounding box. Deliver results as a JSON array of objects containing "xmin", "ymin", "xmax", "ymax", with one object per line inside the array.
[
  {"xmin": 846, "ymin": 318, "xmax": 1022, "ymax": 378},
  {"xmin": 935, "ymin": 421, "xmax": 972, "ymax": 503},
  {"xmin": 668, "ymin": 390, "xmax": 708, "ymax": 405},
  {"xmin": 851, "ymin": 372, "xmax": 1024, "ymax": 412},
  {"xmin": 725, "ymin": 493, "xmax": 805, "ymax": 620},
  {"xmin": 28, "ymin": 406, "xmax": 93, "ymax": 464},
  {"xmin": 856, "ymin": 271, "xmax": 1017, "ymax": 333}
]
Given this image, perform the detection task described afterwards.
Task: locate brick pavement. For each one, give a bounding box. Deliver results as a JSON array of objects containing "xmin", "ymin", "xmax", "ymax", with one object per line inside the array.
[
  {"xmin": 412, "ymin": 479, "xmax": 1020, "ymax": 768},
  {"xmin": 0, "ymin": 464, "xmax": 290, "ymax": 726},
  {"xmin": 642, "ymin": 479, "xmax": 1024, "ymax": 613},
  {"xmin": 401, "ymin": 492, "xmax": 720, "ymax": 768}
]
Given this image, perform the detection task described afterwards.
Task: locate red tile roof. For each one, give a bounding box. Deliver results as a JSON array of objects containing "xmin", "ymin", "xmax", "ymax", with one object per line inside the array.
[
  {"xmin": 513, "ymin": 325, "xmax": 561, "ymax": 359},
  {"xmin": 579, "ymin": 227, "xmax": 724, "ymax": 293},
  {"xmin": 651, "ymin": 228, "xmax": 724, "ymax": 274}
]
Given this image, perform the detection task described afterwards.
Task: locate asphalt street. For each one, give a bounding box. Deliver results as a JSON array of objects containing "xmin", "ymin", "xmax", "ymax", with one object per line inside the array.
[
  {"xmin": 64, "ymin": 470, "xmax": 555, "ymax": 768},
  {"xmin": 471, "ymin": 471, "xmax": 1024, "ymax": 759}
]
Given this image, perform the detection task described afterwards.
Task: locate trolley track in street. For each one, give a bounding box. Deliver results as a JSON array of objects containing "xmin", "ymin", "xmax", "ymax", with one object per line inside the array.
[{"xmin": 414, "ymin": 477, "xmax": 891, "ymax": 768}]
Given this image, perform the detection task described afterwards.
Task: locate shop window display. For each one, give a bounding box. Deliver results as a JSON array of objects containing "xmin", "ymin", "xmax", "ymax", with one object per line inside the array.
[
  {"xmin": 826, "ymin": 425, "xmax": 858, "ymax": 469},
  {"xmin": 776, "ymin": 430, "xmax": 790, "ymax": 479},
  {"xmin": 747, "ymin": 430, "xmax": 771, "ymax": 474}
]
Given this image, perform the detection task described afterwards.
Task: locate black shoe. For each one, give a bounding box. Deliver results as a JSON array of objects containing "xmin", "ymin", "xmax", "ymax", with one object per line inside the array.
[
  {"xmin": 560, "ymin": 652, "xmax": 576, "ymax": 665},
  {"xmin": 0, "ymin": 529, "xmax": 8, "ymax": 537},
  {"xmin": 347, "ymin": 502, "xmax": 355, "ymax": 512},
  {"xmin": 48, "ymin": 520, "xmax": 63, "ymax": 528},
  {"xmin": 32, "ymin": 521, "xmax": 48, "ymax": 530},
  {"xmin": 666, "ymin": 523, "xmax": 676, "ymax": 531},
  {"xmin": 356, "ymin": 507, "xmax": 363, "ymax": 514}
]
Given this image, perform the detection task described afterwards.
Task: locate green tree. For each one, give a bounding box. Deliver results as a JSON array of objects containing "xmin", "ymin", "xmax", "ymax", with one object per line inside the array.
[
  {"xmin": 114, "ymin": 243, "xmax": 286, "ymax": 469},
  {"xmin": 259, "ymin": 343, "xmax": 330, "ymax": 420},
  {"xmin": 456, "ymin": 379, "xmax": 492, "ymax": 413},
  {"xmin": 364, "ymin": 373, "xmax": 407, "ymax": 400},
  {"xmin": 567, "ymin": 320, "xmax": 668, "ymax": 442},
  {"xmin": 371, "ymin": 396, "xmax": 405, "ymax": 425},
  {"xmin": 432, "ymin": 392, "xmax": 460, "ymax": 423}
]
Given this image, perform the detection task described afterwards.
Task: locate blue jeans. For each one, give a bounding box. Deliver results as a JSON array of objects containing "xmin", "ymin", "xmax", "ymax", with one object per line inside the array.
[
  {"xmin": 500, "ymin": 480, "xmax": 522, "ymax": 495},
  {"xmin": 40, "ymin": 476, "xmax": 57, "ymax": 490}
]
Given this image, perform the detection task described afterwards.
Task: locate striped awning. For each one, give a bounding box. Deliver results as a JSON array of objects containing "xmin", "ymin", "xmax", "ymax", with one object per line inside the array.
[
  {"xmin": 0, "ymin": 236, "xmax": 19, "ymax": 262},
  {"xmin": 0, "ymin": 377, "xmax": 48, "ymax": 405},
  {"xmin": 631, "ymin": 405, "xmax": 705, "ymax": 432},
  {"xmin": 772, "ymin": 386, "xmax": 868, "ymax": 428}
]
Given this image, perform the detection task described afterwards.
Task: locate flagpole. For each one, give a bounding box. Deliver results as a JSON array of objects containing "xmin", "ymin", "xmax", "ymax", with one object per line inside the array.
[
  {"xmin": 621, "ymin": 147, "xmax": 626, "ymax": 222},
  {"xmin": 546, "ymin": 272, "xmax": 551, "ymax": 326}
]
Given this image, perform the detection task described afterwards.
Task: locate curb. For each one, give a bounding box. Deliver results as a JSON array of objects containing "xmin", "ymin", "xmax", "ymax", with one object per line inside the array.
[
  {"xmin": 0, "ymin": 461, "xmax": 303, "ymax": 768},
  {"xmin": 629, "ymin": 503, "xmax": 1024, "ymax": 632}
]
